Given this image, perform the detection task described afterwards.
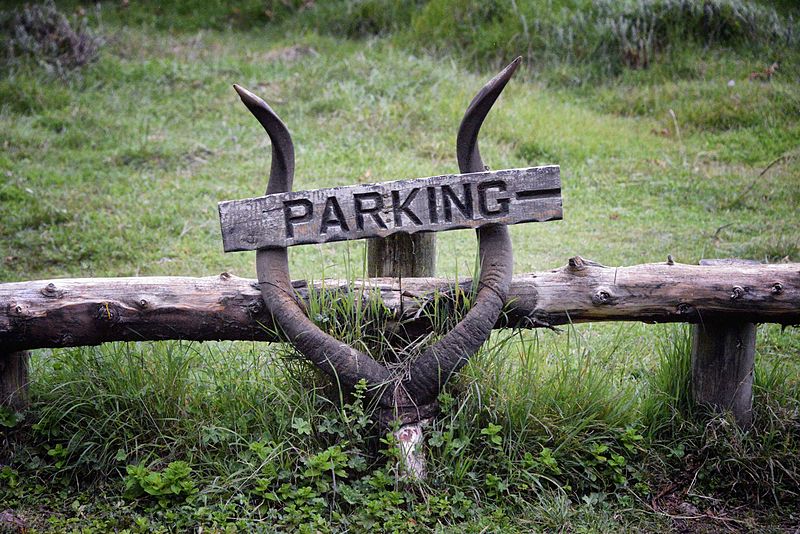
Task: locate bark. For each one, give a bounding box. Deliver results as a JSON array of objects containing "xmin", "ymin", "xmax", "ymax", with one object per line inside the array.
[{"xmin": 2, "ymin": 260, "xmax": 798, "ymax": 353}]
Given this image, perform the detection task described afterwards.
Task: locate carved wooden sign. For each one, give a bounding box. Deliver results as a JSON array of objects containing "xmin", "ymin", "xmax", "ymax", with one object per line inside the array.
[{"xmin": 219, "ymin": 165, "xmax": 561, "ymax": 251}]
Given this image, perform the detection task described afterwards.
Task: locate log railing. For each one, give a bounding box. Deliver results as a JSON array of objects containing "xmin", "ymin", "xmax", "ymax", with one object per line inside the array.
[{"xmin": 2, "ymin": 257, "xmax": 799, "ymax": 425}]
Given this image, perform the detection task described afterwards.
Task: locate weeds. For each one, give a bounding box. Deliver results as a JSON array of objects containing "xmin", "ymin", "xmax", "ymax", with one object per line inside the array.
[
  {"xmin": 401, "ymin": 0, "xmax": 798, "ymax": 82},
  {"xmin": 6, "ymin": 321, "xmax": 795, "ymax": 530},
  {"xmin": 1, "ymin": 1, "xmax": 103, "ymax": 75}
]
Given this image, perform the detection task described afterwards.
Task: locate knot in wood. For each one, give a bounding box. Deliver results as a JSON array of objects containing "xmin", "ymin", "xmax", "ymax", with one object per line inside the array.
[
  {"xmin": 568, "ymin": 256, "xmax": 585, "ymax": 271},
  {"xmin": 96, "ymin": 303, "xmax": 117, "ymax": 323},
  {"xmin": 592, "ymin": 289, "xmax": 616, "ymax": 306},
  {"xmin": 246, "ymin": 297, "xmax": 265, "ymax": 316},
  {"xmin": 771, "ymin": 282, "xmax": 783, "ymax": 295},
  {"xmin": 730, "ymin": 286, "xmax": 746, "ymax": 300},
  {"xmin": 57, "ymin": 332, "xmax": 75, "ymax": 346},
  {"xmin": 40, "ymin": 283, "xmax": 63, "ymax": 299}
]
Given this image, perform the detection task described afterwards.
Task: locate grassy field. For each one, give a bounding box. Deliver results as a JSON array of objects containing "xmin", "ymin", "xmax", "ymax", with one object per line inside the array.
[{"xmin": 1, "ymin": 1, "xmax": 799, "ymax": 531}]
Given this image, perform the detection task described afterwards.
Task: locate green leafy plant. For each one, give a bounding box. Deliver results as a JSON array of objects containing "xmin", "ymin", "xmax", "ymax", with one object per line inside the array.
[
  {"xmin": 0, "ymin": 406, "xmax": 23, "ymax": 428},
  {"xmin": 302, "ymin": 444, "xmax": 349, "ymax": 492},
  {"xmin": 480, "ymin": 422, "xmax": 503, "ymax": 447},
  {"xmin": 46, "ymin": 443, "xmax": 68, "ymax": 469},
  {"xmin": 124, "ymin": 461, "xmax": 198, "ymax": 507}
]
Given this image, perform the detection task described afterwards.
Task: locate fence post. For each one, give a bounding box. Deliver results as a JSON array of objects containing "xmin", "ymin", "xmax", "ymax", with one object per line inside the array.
[
  {"xmin": 0, "ymin": 351, "xmax": 30, "ymax": 411},
  {"xmin": 367, "ymin": 234, "xmax": 436, "ymax": 278},
  {"xmin": 691, "ymin": 259, "xmax": 758, "ymax": 428}
]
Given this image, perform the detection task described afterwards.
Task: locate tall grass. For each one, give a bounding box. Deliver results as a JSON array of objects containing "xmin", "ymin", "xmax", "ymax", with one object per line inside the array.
[
  {"xmin": 16, "ymin": 0, "xmax": 796, "ymax": 84},
  {"xmin": 4, "ymin": 298, "xmax": 797, "ymax": 529},
  {"xmin": 276, "ymin": 0, "xmax": 800, "ymax": 84}
]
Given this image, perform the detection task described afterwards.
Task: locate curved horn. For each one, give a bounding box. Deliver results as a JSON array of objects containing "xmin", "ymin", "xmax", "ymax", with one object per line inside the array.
[
  {"xmin": 233, "ymin": 84, "xmax": 295, "ymax": 194},
  {"xmin": 457, "ymin": 57, "xmax": 521, "ymax": 174},
  {"xmin": 402, "ymin": 58, "xmax": 520, "ymax": 405},
  {"xmin": 235, "ymin": 85, "xmax": 393, "ymax": 404}
]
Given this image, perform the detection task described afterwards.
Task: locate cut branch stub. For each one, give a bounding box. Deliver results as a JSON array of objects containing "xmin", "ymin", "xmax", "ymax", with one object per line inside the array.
[{"xmin": 230, "ymin": 57, "xmax": 546, "ymax": 425}]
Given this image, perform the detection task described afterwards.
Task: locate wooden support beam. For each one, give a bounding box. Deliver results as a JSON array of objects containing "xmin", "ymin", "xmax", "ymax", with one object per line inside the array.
[
  {"xmin": 367, "ymin": 233, "xmax": 436, "ymax": 279},
  {"xmin": 691, "ymin": 321, "xmax": 756, "ymax": 428},
  {"xmin": 0, "ymin": 259, "xmax": 798, "ymax": 353},
  {"xmin": 0, "ymin": 351, "xmax": 29, "ymax": 411},
  {"xmin": 690, "ymin": 259, "xmax": 760, "ymax": 427}
]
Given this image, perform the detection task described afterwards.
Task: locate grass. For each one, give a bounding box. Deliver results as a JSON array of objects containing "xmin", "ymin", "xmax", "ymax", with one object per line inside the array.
[{"xmin": 1, "ymin": 1, "xmax": 799, "ymax": 531}]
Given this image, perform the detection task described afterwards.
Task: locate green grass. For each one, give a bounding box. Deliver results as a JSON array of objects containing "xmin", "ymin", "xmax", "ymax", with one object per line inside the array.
[{"xmin": 1, "ymin": 1, "xmax": 799, "ymax": 531}]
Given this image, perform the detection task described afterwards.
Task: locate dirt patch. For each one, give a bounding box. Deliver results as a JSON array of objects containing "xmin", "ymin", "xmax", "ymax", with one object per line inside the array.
[
  {"xmin": 263, "ymin": 45, "xmax": 318, "ymax": 63},
  {"xmin": 0, "ymin": 510, "xmax": 27, "ymax": 532}
]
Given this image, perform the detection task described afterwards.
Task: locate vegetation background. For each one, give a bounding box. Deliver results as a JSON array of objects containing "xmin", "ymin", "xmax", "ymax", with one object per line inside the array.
[{"xmin": 0, "ymin": 0, "xmax": 798, "ymax": 531}]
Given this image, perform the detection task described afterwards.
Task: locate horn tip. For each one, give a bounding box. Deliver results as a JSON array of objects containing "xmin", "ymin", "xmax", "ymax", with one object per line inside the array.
[
  {"xmin": 233, "ymin": 84, "xmax": 262, "ymax": 107},
  {"xmin": 505, "ymin": 56, "xmax": 522, "ymax": 76}
]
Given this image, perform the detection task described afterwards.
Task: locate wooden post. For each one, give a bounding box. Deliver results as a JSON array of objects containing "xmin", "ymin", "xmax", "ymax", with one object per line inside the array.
[
  {"xmin": 367, "ymin": 233, "xmax": 435, "ymax": 278},
  {"xmin": 0, "ymin": 351, "xmax": 30, "ymax": 411},
  {"xmin": 691, "ymin": 321, "xmax": 756, "ymax": 427},
  {"xmin": 691, "ymin": 259, "xmax": 759, "ymax": 428}
]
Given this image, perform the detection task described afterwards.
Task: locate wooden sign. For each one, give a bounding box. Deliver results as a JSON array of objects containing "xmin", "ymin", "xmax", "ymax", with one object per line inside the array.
[{"xmin": 219, "ymin": 165, "xmax": 561, "ymax": 251}]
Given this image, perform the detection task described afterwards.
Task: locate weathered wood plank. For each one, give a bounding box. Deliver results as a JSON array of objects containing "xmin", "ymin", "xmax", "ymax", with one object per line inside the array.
[
  {"xmin": 691, "ymin": 321, "xmax": 756, "ymax": 427},
  {"xmin": 219, "ymin": 166, "xmax": 561, "ymax": 251},
  {"xmin": 1, "ymin": 260, "xmax": 798, "ymax": 352}
]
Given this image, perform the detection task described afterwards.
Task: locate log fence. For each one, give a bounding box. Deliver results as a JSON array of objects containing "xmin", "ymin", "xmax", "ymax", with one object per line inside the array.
[
  {"xmin": 2, "ymin": 259, "xmax": 798, "ymax": 428},
  {"xmin": 1, "ymin": 57, "xmax": 798, "ymax": 477}
]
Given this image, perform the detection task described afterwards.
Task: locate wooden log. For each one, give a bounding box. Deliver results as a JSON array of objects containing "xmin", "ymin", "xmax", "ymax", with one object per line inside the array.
[
  {"xmin": 691, "ymin": 259, "xmax": 760, "ymax": 428},
  {"xmin": 0, "ymin": 259, "xmax": 798, "ymax": 352},
  {"xmin": 0, "ymin": 351, "xmax": 29, "ymax": 410},
  {"xmin": 218, "ymin": 166, "xmax": 561, "ymax": 251}
]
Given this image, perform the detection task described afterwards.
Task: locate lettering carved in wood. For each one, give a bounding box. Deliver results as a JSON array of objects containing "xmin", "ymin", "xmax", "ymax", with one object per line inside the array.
[{"xmin": 219, "ymin": 165, "xmax": 561, "ymax": 251}]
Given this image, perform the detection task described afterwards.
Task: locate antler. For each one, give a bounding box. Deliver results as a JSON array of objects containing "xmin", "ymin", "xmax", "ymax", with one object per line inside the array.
[
  {"xmin": 235, "ymin": 57, "xmax": 521, "ymax": 423},
  {"xmin": 233, "ymin": 85, "xmax": 393, "ymax": 407},
  {"xmin": 401, "ymin": 58, "xmax": 520, "ymax": 406}
]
